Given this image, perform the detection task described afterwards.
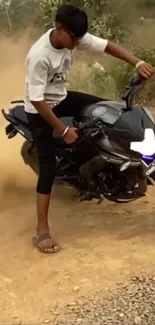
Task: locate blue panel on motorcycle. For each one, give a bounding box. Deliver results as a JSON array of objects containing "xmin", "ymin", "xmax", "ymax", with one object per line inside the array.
[{"xmin": 142, "ymin": 155, "xmax": 154, "ymax": 161}]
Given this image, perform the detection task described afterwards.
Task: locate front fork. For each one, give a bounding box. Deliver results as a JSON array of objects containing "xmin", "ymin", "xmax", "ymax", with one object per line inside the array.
[{"xmin": 141, "ymin": 159, "xmax": 155, "ymax": 186}]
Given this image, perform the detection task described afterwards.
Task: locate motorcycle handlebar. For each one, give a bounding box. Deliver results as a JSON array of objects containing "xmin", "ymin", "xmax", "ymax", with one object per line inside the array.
[
  {"xmin": 74, "ymin": 74, "xmax": 146, "ymax": 137},
  {"xmin": 122, "ymin": 73, "xmax": 146, "ymax": 110},
  {"xmin": 128, "ymin": 74, "xmax": 145, "ymax": 87},
  {"xmin": 73, "ymin": 119, "xmax": 103, "ymax": 143}
]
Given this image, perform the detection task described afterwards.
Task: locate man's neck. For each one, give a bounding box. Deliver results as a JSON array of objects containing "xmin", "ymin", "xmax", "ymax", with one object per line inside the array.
[{"xmin": 50, "ymin": 29, "xmax": 64, "ymax": 50}]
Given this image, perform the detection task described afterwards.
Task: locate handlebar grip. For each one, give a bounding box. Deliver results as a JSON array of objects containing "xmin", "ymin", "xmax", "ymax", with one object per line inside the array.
[{"xmin": 129, "ymin": 73, "xmax": 145, "ymax": 87}]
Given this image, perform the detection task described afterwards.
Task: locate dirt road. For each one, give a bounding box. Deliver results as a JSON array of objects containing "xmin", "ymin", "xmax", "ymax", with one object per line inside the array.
[{"xmin": 0, "ymin": 34, "xmax": 155, "ymax": 324}]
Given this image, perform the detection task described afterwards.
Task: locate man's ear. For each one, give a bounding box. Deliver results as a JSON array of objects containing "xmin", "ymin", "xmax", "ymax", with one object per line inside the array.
[{"xmin": 55, "ymin": 22, "xmax": 62, "ymax": 30}]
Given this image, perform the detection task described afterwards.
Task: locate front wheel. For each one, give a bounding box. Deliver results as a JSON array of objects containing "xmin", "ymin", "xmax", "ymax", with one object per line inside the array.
[{"xmin": 98, "ymin": 165, "xmax": 147, "ymax": 203}]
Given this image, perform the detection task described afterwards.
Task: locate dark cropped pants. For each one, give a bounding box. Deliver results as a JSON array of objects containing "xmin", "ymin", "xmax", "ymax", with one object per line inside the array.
[{"xmin": 26, "ymin": 91, "xmax": 102, "ymax": 194}]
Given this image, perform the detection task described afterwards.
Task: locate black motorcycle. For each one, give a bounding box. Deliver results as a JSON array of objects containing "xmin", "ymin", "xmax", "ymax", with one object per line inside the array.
[{"xmin": 2, "ymin": 74, "xmax": 155, "ymax": 203}]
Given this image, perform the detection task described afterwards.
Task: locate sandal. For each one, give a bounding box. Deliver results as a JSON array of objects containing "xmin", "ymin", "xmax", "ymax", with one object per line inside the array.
[{"xmin": 32, "ymin": 233, "xmax": 61, "ymax": 254}]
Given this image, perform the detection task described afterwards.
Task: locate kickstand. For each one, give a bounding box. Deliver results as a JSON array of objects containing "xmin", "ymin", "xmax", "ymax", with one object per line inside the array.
[
  {"xmin": 79, "ymin": 191, "xmax": 104, "ymax": 204},
  {"xmin": 97, "ymin": 194, "xmax": 104, "ymax": 205}
]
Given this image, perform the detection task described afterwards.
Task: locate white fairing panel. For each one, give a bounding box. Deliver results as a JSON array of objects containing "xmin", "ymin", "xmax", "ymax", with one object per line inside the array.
[{"xmin": 130, "ymin": 128, "xmax": 155, "ymax": 155}]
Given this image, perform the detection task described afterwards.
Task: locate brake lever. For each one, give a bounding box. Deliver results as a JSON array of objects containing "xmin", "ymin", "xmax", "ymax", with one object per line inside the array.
[
  {"xmin": 72, "ymin": 124, "xmax": 103, "ymax": 150},
  {"xmin": 84, "ymin": 126, "xmax": 103, "ymax": 137},
  {"xmin": 74, "ymin": 118, "xmax": 101, "ymax": 132}
]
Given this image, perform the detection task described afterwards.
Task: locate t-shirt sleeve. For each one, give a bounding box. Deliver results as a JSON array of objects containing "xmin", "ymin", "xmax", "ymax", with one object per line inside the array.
[
  {"xmin": 27, "ymin": 57, "xmax": 48, "ymax": 102},
  {"xmin": 76, "ymin": 33, "xmax": 108, "ymax": 53}
]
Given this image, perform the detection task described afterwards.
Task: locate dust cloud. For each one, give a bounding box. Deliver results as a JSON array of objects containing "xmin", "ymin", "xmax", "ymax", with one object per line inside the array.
[{"xmin": 0, "ymin": 33, "xmax": 36, "ymax": 200}]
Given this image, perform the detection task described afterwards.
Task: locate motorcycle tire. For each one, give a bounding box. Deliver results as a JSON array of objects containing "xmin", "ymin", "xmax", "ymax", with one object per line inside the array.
[{"xmin": 21, "ymin": 140, "xmax": 39, "ymax": 174}]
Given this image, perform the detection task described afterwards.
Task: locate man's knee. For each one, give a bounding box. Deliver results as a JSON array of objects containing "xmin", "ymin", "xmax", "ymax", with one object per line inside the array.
[{"xmin": 37, "ymin": 154, "xmax": 57, "ymax": 194}]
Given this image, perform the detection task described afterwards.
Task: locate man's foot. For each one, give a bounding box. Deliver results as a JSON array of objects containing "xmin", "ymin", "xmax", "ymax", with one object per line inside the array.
[{"xmin": 32, "ymin": 233, "xmax": 61, "ymax": 254}]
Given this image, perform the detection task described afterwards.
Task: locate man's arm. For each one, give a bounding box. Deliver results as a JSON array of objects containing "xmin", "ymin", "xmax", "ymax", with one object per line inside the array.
[
  {"xmin": 77, "ymin": 33, "xmax": 154, "ymax": 79},
  {"xmin": 28, "ymin": 58, "xmax": 66, "ymax": 134},
  {"xmin": 104, "ymin": 41, "xmax": 153, "ymax": 79},
  {"xmin": 105, "ymin": 41, "xmax": 139, "ymax": 65},
  {"xmin": 31, "ymin": 100, "xmax": 66, "ymax": 135}
]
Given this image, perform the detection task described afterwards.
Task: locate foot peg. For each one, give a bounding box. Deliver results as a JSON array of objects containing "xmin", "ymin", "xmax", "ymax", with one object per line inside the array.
[{"xmin": 79, "ymin": 191, "xmax": 104, "ymax": 204}]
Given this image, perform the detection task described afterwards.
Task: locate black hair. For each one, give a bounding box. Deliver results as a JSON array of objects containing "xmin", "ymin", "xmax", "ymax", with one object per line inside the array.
[{"xmin": 55, "ymin": 4, "xmax": 88, "ymax": 38}]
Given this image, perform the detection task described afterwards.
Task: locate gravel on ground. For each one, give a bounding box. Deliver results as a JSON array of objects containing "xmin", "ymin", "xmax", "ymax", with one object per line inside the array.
[{"xmin": 49, "ymin": 275, "xmax": 155, "ymax": 325}]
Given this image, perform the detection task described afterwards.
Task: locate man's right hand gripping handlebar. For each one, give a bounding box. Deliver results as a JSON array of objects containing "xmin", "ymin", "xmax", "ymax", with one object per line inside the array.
[
  {"xmin": 31, "ymin": 101, "xmax": 79, "ymax": 145},
  {"xmin": 61, "ymin": 126, "xmax": 79, "ymax": 144}
]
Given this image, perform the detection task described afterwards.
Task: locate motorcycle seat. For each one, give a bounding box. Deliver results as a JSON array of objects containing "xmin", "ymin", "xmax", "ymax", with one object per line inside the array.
[
  {"xmin": 12, "ymin": 105, "xmax": 29, "ymax": 127},
  {"xmin": 11, "ymin": 105, "xmax": 74, "ymax": 143}
]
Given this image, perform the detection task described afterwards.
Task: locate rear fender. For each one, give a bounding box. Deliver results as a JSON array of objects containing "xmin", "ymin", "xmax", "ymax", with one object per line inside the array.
[
  {"xmin": 2, "ymin": 109, "xmax": 33, "ymax": 142},
  {"xmin": 5, "ymin": 123, "xmax": 18, "ymax": 139}
]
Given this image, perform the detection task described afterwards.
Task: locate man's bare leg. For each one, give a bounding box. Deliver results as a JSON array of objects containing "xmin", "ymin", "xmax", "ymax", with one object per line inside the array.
[
  {"xmin": 32, "ymin": 193, "xmax": 60, "ymax": 254},
  {"xmin": 37, "ymin": 193, "xmax": 50, "ymax": 233}
]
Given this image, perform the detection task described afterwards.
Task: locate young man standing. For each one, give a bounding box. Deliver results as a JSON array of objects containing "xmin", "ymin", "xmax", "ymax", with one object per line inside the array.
[{"xmin": 24, "ymin": 4, "xmax": 154, "ymax": 254}]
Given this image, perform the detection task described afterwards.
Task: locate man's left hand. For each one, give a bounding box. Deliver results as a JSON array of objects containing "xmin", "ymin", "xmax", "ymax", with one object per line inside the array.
[{"xmin": 136, "ymin": 61, "xmax": 154, "ymax": 79}]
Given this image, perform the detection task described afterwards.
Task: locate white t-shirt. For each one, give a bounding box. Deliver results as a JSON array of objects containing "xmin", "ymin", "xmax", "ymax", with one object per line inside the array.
[{"xmin": 24, "ymin": 29, "xmax": 108, "ymax": 113}]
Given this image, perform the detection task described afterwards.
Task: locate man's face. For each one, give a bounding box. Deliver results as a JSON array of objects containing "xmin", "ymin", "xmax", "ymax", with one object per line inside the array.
[{"xmin": 58, "ymin": 26, "xmax": 84, "ymax": 50}]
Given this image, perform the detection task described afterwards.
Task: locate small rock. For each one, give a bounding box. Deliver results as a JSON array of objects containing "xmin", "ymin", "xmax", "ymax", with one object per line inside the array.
[
  {"xmin": 50, "ymin": 310, "xmax": 59, "ymax": 315},
  {"xmin": 76, "ymin": 318, "xmax": 82, "ymax": 323},
  {"xmin": 119, "ymin": 313, "xmax": 125, "ymax": 318},
  {"xmin": 77, "ymin": 299, "xmax": 83, "ymax": 305},
  {"xmin": 43, "ymin": 320, "xmax": 50, "ymax": 324},
  {"xmin": 134, "ymin": 316, "xmax": 142, "ymax": 325},
  {"xmin": 68, "ymin": 306, "xmax": 76, "ymax": 311},
  {"xmin": 116, "ymin": 307, "xmax": 121, "ymax": 311},
  {"xmin": 68, "ymin": 301, "xmax": 77, "ymax": 306},
  {"xmin": 144, "ymin": 309, "xmax": 149, "ymax": 314},
  {"xmin": 59, "ymin": 287, "xmax": 65, "ymax": 293},
  {"xmin": 73, "ymin": 286, "xmax": 80, "ymax": 292},
  {"xmin": 64, "ymin": 276, "xmax": 70, "ymax": 280},
  {"xmin": 13, "ymin": 317, "xmax": 21, "ymax": 325}
]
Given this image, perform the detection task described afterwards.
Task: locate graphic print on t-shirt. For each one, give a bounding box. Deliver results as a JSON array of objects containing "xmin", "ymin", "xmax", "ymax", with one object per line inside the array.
[
  {"xmin": 50, "ymin": 72, "xmax": 65, "ymax": 83},
  {"xmin": 50, "ymin": 57, "xmax": 70, "ymax": 84}
]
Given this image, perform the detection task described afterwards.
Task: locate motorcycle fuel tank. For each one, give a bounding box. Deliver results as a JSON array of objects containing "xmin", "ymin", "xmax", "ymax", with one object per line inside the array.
[
  {"xmin": 80, "ymin": 100, "xmax": 124, "ymax": 126},
  {"xmin": 80, "ymin": 101, "xmax": 155, "ymax": 143}
]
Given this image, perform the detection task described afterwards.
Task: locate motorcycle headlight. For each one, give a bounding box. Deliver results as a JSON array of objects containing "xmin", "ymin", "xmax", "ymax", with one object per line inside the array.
[{"xmin": 130, "ymin": 128, "xmax": 155, "ymax": 156}]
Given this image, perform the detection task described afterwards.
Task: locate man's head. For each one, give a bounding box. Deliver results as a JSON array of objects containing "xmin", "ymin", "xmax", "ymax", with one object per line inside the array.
[{"xmin": 54, "ymin": 4, "xmax": 88, "ymax": 50}]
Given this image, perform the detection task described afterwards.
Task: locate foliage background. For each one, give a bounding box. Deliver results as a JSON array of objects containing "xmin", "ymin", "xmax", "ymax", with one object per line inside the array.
[{"xmin": 1, "ymin": 0, "xmax": 155, "ymax": 103}]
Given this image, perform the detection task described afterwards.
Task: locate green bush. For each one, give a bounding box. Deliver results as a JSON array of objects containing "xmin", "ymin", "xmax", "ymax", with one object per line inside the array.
[
  {"xmin": 136, "ymin": 0, "xmax": 155, "ymax": 7},
  {"xmin": 90, "ymin": 13, "xmax": 127, "ymax": 41},
  {"xmin": 39, "ymin": 0, "xmax": 127, "ymax": 41},
  {"xmin": 110, "ymin": 48, "xmax": 155, "ymax": 95},
  {"xmin": 87, "ymin": 48, "xmax": 155, "ymax": 103},
  {"xmin": 88, "ymin": 65, "xmax": 115, "ymax": 98},
  {"xmin": 0, "ymin": 0, "xmax": 39, "ymax": 30}
]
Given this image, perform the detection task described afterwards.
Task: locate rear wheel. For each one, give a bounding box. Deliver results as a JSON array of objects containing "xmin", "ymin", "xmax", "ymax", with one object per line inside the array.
[
  {"xmin": 21, "ymin": 141, "xmax": 82, "ymax": 190},
  {"xmin": 21, "ymin": 141, "xmax": 38, "ymax": 174}
]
